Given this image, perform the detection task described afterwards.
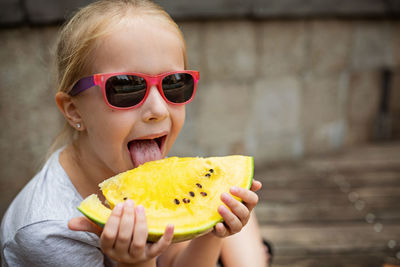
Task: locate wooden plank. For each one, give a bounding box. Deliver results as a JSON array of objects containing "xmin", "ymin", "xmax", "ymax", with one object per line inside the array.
[
  {"xmin": 255, "ymin": 198, "xmax": 400, "ymax": 224},
  {"xmin": 256, "ymin": 143, "xmax": 400, "ymax": 266},
  {"xmin": 303, "ymin": 143, "xmax": 400, "ymax": 172},
  {"xmin": 270, "ymin": 252, "xmax": 392, "ymax": 267},
  {"xmin": 260, "ymin": 223, "xmax": 400, "ymax": 255},
  {"xmin": 256, "ymin": 184, "xmax": 400, "ymax": 223},
  {"xmin": 304, "ymin": 158, "xmax": 400, "ymax": 173},
  {"xmin": 258, "ymin": 187, "xmax": 400, "ymax": 203}
]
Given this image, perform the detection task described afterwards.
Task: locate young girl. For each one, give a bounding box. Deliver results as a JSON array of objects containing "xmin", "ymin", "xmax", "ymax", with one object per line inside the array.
[{"xmin": 0, "ymin": 0, "xmax": 267, "ymax": 266}]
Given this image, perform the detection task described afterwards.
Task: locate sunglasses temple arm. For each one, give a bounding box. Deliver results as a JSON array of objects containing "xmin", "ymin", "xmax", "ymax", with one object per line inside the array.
[{"xmin": 68, "ymin": 76, "xmax": 96, "ymax": 96}]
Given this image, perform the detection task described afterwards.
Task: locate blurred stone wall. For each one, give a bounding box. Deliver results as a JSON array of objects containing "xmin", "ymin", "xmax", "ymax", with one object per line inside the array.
[
  {"xmin": 177, "ymin": 19, "xmax": 400, "ymax": 160},
  {"xmin": 1, "ymin": 0, "xmax": 400, "ymax": 219}
]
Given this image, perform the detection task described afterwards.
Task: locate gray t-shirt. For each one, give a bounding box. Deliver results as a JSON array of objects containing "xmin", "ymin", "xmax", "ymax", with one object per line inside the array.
[{"xmin": 0, "ymin": 149, "xmax": 116, "ymax": 266}]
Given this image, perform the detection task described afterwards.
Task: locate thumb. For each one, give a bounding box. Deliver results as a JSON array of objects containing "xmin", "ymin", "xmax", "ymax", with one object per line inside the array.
[{"xmin": 68, "ymin": 217, "xmax": 103, "ymax": 237}]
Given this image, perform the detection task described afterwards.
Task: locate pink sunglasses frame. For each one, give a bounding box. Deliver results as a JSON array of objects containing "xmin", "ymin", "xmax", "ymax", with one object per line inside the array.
[{"xmin": 69, "ymin": 70, "xmax": 200, "ymax": 110}]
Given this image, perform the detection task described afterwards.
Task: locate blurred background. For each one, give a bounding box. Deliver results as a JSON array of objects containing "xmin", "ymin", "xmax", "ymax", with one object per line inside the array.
[{"xmin": 1, "ymin": 0, "xmax": 399, "ymax": 266}]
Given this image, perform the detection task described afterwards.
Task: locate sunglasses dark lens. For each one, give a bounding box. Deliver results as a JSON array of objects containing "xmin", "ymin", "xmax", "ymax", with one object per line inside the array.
[
  {"xmin": 162, "ymin": 73, "xmax": 194, "ymax": 103},
  {"xmin": 105, "ymin": 75, "xmax": 147, "ymax": 108}
]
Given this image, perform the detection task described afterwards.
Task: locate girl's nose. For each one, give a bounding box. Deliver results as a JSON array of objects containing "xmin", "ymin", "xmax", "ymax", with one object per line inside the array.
[{"xmin": 141, "ymin": 85, "xmax": 169, "ymax": 122}]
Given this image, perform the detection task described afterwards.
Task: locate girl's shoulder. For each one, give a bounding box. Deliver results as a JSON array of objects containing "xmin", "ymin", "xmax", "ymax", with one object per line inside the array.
[{"xmin": 1, "ymin": 148, "xmax": 83, "ymax": 246}]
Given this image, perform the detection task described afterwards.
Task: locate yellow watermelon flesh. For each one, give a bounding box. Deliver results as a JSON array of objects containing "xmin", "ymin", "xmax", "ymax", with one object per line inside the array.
[{"xmin": 78, "ymin": 155, "xmax": 253, "ymax": 242}]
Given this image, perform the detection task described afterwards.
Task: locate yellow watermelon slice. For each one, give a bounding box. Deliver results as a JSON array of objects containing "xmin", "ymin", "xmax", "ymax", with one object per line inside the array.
[{"xmin": 78, "ymin": 155, "xmax": 253, "ymax": 242}]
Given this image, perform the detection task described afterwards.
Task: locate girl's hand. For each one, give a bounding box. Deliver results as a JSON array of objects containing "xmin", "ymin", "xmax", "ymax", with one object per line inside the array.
[
  {"xmin": 213, "ymin": 179, "xmax": 262, "ymax": 238},
  {"xmin": 69, "ymin": 200, "xmax": 174, "ymax": 265}
]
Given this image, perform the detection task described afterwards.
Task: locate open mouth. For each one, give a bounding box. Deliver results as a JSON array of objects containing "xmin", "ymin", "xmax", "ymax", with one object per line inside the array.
[
  {"xmin": 127, "ymin": 134, "xmax": 167, "ymax": 168},
  {"xmin": 154, "ymin": 136, "xmax": 166, "ymax": 151}
]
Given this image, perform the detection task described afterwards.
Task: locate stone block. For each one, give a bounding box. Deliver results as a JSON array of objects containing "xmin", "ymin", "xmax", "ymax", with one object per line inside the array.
[
  {"xmin": 301, "ymin": 73, "xmax": 348, "ymax": 153},
  {"xmin": 180, "ymin": 22, "xmax": 203, "ymax": 71},
  {"xmin": 168, "ymin": 87, "xmax": 203, "ymax": 157},
  {"xmin": 390, "ymin": 71, "xmax": 400, "ymax": 114},
  {"xmin": 251, "ymin": 77, "xmax": 301, "ymax": 135},
  {"xmin": 347, "ymin": 71, "xmax": 381, "ymax": 125},
  {"xmin": 394, "ymin": 22, "xmax": 400, "ymax": 68},
  {"xmin": 351, "ymin": 21, "xmax": 394, "ymax": 71},
  {"xmin": 0, "ymin": 0, "xmax": 24, "ymax": 25},
  {"xmin": 0, "ymin": 27, "xmax": 63, "ymax": 217},
  {"xmin": 25, "ymin": 0, "xmax": 93, "ymax": 24},
  {"xmin": 203, "ymin": 20, "xmax": 257, "ymax": 81},
  {"xmin": 258, "ymin": 21, "xmax": 306, "ymax": 77},
  {"xmin": 155, "ymin": 0, "xmax": 251, "ymax": 20},
  {"xmin": 252, "ymin": 0, "xmax": 387, "ymax": 18},
  {"xmin": 1, "ymin": 0, "xmax": 399, "ymax": 27},
  {"xmin": 345, "ymin": 70, "xmax": 381, "ymax": 144},
  {"xmin": 345, "ymin": 122, "xmax": 373, "ymax": 145},
  {"xmin": 252, "ymin": 133, "xmax": 304, "ymax": 163},
  {"xmin": 194, "ymin": 80, "xmax": 253, "ymax": 157},
  {"xmin": 302, "ymin": 74, "xmax": 347, "ymax": 128},
  {"xmin": 309, "ymin": 20, "xmax": 353, "ymax": 75},
  {"xmin": 309, "ymin": 120, "xmax": 347, "ymax": 153},
  {"xmin": 247, "ymin": 76, "xmax": 303, "ymax": 162},
  {"xmin": 389, "ymin": 71, "xmax": 400, "ymax": 139}
]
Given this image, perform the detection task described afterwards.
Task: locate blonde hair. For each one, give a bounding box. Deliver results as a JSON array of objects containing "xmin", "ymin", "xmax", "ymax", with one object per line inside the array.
[{"xmin": 47, "ymin": 0, "xmax": 188, "ymax": 158}]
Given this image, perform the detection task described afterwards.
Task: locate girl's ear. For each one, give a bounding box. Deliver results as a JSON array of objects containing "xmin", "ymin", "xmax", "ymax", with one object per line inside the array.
[{"xmin": 55, "ymin": 92, "xmax": 85, "ymax": 131}]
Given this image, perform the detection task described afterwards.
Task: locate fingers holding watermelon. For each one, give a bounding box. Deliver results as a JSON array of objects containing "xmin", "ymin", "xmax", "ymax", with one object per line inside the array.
[
  {"xmin": 100, "ymin": 202, "xmax": 124, "ymax": 256},
  {"xmin": 97, "ymin": 200, "xmax": 174, "ymax": 264},
  {"xmin": 113, "ymin": 200, "xmax": 136, "ymax": 256},
  {"xmin": 129, "ymin": 205, "xmax": 148, "ymax": 257},
  {"xmin": 231, "ymin": 184, "xmax": 260, "ymax": 212},
  {"xmin": 217, "ymin": 204, "xmax": 243, "ymax": 235},
  {"xmin": 214, "ymin": 183, "xmax": 260, "ymax": 238},
  {"xmin": 221, "ymin": 191, "xmax": 249, "ymax": 226},
  {"xmin": 146, "ymin": 224, "xmax": 174, "ymax": 258}
]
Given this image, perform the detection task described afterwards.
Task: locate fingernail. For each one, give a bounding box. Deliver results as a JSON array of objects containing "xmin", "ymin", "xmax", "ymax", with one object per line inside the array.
[
  {"xmin": 125, "ymin": 199, "xmax": 134, "ymax": 207},
  {"xmin": 230, "ymin": 186, "xmax": 239, "ymax": 193},
  {"xmin": 136, "ymin": 205, "xmax": 144, "ymax": 214},
  {"xmin": 166, "ymin": 224, "xmax": 175, "ymax": 234},
  {"xmin": 114, "ymin": 203, "xmax": 123, "ymax": 213},
  {"xmin": 219, "ymin": 205, "xmax": 228, "ymax": 214},
  {"xmin": 222, "ymin": 192, "xmax": 231, "ymax": 200}
]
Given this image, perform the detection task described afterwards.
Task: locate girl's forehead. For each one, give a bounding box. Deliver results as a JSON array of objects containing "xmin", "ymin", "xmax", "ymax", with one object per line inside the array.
[
  {"xmin": 90, "ymin": 18, "xmax": 185, "ymax": 74},
  {"xmin": 103, "ymin": 15, "xmax": 184, "ymax": 49}
]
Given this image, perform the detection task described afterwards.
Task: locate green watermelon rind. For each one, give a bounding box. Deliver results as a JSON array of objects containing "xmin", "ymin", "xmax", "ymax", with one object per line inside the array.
[
  {"xmin": 77, "ymin": 206, "xmax": 107, "ymax": 228},
  {"xmin": 77, "ymin": 156, "xmax": 254, "ymax": 243}
]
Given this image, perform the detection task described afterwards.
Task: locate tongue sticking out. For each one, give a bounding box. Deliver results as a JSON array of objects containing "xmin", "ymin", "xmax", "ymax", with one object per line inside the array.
[{"xmin": 129, "ymin": 139, "xmax": 162, "ymax": 168}]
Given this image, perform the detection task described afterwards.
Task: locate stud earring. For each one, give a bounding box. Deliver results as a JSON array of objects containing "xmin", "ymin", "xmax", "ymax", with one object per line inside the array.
[{"xmin": 76, "ymin": 123, "xmax": 81, "ymax": 129}]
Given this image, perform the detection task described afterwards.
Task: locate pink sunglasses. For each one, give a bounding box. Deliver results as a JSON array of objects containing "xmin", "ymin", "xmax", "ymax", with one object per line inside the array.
[{"xmin": 69, "ymin": 70, "xmax": 200, "ymax": 110}]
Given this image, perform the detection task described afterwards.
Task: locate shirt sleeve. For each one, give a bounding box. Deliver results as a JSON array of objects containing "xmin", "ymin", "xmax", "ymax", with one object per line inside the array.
[{"xmin": 2, "ymin": 220, "xmax": 116, "ymax": 267}]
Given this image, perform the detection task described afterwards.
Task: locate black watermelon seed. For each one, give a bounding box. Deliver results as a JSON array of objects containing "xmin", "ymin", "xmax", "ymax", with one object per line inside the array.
[
  {"xmin": 200, "ymin": 192, "xmax": 207, "ymax": 196},
  {"xmin": 182, "ymin": 198, "xmax": 190, "ymax": 203},
  {"xmin": 205, "ymin": 173, "xmax": 211, "ymax": 177},
  {"xmin": 174, "ymin": 199, "xmax": 180, "ymax": 205},
  {"xmin": 196, "ymin": 183, "xmax": 203, "ymax": 188},
  {"xmin": 209, "ymin": 169, "xmax": 214, "ymax": 173},
  {"xmin": 123, "ymin": 197, "xmax": 127, "ymax": 200},
  {"xmin": 189, "ymin": 191, "xmax": 195, "ymax": 197}
]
